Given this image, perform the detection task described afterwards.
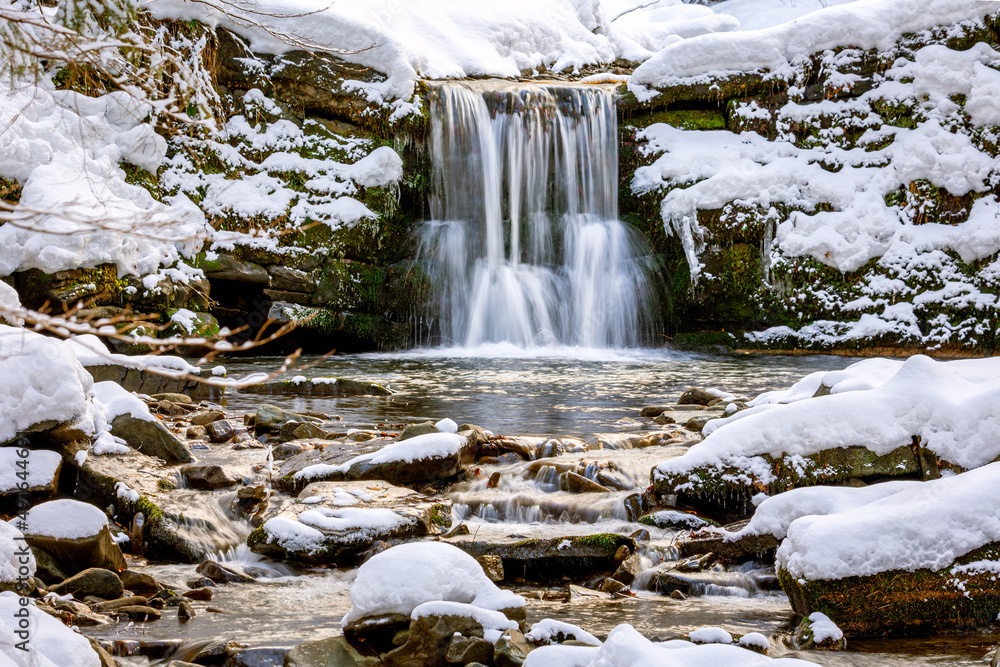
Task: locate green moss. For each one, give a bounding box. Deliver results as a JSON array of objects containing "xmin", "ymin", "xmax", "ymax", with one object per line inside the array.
[
  {"xmin": 157, "ymin": 479, "xmax": 176, "ymax": 491},
  {"xmin": 429, "ymin": 504, "xmax": 452, "ymax": 528},
  {"xmin": 626, "ymin": 108, "xmax": 726, "ymax": 131},
  {"xmin": 574, "ymin": 533, "xmax": 624, "ymax": 553}
]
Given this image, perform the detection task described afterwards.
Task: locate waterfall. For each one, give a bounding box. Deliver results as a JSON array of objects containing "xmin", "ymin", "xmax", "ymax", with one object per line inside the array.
[{"xmin": 419, "ymin": 82, "xmax": 660, "ymax": 349}]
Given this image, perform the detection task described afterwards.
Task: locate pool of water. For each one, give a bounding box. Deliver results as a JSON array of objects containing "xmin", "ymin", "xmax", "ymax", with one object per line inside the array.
[{"xmin": 218, "ymin": 347, "xmax": 854, "ymax": 436}]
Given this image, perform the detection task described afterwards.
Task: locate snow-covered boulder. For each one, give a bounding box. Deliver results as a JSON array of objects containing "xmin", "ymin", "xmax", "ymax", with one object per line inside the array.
[
  {"xmin": 14, "ymin": 499, "xmax": 126, "ymax": 575},
  {"xmin": 0, "ymin": 326, "xmax": 95, "ymax": 445},
  {"xmin": 0, "ymin": 449, "xmax": 62, "ymax": 503},
  {"xmin": 776, "ymin": 462, "xmax": 1000, "ymax": 635},
  {"xmin": 247, "ymin": 480, "xmax": 452, "ymax": 564},
  {"xmin": 340, "ymin": 542, "xmax": 526, "ymax": 634},
  {"xmin": 279, "ymin": 431, "xmax": 476, "ymax": 491},
  {"xmin": 652, "ymin": 356, "xmax": 1000, "ymax": 520}
]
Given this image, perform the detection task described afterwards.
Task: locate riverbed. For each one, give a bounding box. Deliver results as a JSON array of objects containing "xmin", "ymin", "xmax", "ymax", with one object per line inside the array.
[{"xmin": 86, "ymin": 348, "xmax": 999, "ymax": 665}]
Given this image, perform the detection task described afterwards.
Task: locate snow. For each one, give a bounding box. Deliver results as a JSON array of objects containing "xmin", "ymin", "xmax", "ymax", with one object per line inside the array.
[
  {"xmin": 295, "ymin": 432, "xmax": 468, "ymax": 481},
  {"xmin": 0, "ymin": 326, "xmax": 94, "ymax": 444},
  {"xmin": 689, "ymin": 627, "xmax": 733, "ymax": 644},
  {"xmin": 90, "ymin": 381, "xmax": 154, "ymax": 423},
  {"xmin": 297, "ymin": 507, "xmax": 412, "ymax": 536},
  {"xmin": 655, "ymin": 356, "xmax": 1000, "ymax": 489},
  {"xmin": 255, "ymin": 516, "xmax": 325, "ymax": 555},
  {"xmin": 526, "ymin": 619, "xmax": 602, "ymax": 646},
  {"xmin": 0, "ymin": 591, "xmax": 100, "ymax": 667},
  {"xmin": 411, "ymin": 600, "xmax": 517, "ymax": 643},
  {"xmin": 0, "ymin": 449, "xmax": 61, "ymax": 494},
  {"xmin": 13, "ymin": 499, "xmax": 108, "ymax": 541},
  {"xmin": 807, "ymin": 613, "xmax": 844, "ymax": 644},
  {"xmin": 435, "ymin": 417, "xmax": 459, "ymax": 434},
  {"xmin": 0, "ymin": 523, "xmax": 34, "ymax": 584},
  {"xmin": 0, "ymin": 84, "xmax": 209, "ymax": 278},
  {"xmin": 0, "ymin": 282, "xmax": 24, "ymax": 327},
  {"xmin": 777, "ymin": 461, "xmax": 1000, "ymax": 580},
  {"xmin": 341, "ymin": 542, "xmax": 525, "ymax": 627},
  {"xmin": 522, "ymin": 623, "xmax": 813, "ymax": 666},
  {"xmin": 739, "ymin": 632, "xmax": 770, "ymax": 650},
  {"xmin": 161, "ymin": 94, "xmax": 401, "ymax": 232},
  {"xmin": 729, "ymin": 481, "xmax": 922, "ymax": 542},
  {"xmin": 64, "ymin": 334, "xmax": 200, "ymax": 375},
  {"xmin": 169, "ymin": 308, "xmax": 200, "ymax": 334},
  {"xmin": 629, "ymin": 0, "xmax": 997, "ymax": 96}
]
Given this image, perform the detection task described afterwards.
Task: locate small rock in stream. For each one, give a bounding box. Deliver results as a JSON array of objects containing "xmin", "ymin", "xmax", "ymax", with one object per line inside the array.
[
  {"xmin": 196, "ymin": 560, "xmax": 257, "ymax": 584},
  {"xmin": 177, "ymin": 599, "xmax": 196, "ymax": 621},
  {"xmin": 207, "ymin": 420, "xmax": 235, "ymax": 443}
]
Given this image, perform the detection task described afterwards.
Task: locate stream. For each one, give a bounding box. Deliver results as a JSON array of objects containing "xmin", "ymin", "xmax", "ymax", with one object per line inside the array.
[{"xmin": 84, "ymin": 349, "xmax": 1000, "ymax": 665}]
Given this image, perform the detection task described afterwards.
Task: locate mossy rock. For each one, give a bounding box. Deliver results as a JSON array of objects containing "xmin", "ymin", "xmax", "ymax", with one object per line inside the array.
[
  {"xmin": 652, "ymin": 444, "xmax": 927, "ymax": 522},
  {"xmin": 14, "ymin": 264, "xmax": 124, "ymax": 310},
  {"xmin": 779, "ymin": 542, "xmax": 1000, "ymax": 636}
]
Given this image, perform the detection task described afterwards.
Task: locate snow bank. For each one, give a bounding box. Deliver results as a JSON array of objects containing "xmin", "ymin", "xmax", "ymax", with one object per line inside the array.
[
  {"xmin": 655, "ymin": 355, "xmax": 1000, "ymax": 488},
  {"xmin": 0, "ymin": 449, "xmax": 61, "ymax": 494},
  {"xmin": 522, "ymin": 623, "xmax": 812, "ymax": 666},
  {"xmin": 0, "ymin": 591, "xmax": 100, "ymax": 667},
  {"xmin": 295, "ymin": 432, "xmax": 468, "ymax": 481},
  {"xmin": 629, "ymin": 0, "xmax": 997, "ymax": 96},
  {"xmin": 0, "ymin": 523, "xmax": 34, "ymax": 584},
  {"xmin": 341, "ymin": 542, "xmax": 525, "ymax": 627},
  {"xmin": 0, "ymin": 327, "xmax": 94, "ymax": 444},
  {"xmin": 777, "ymin": 462, "xmax": 1000, "ymax": 580},
  {"xmin": 0, "ymin": 85, "xmax": 208, "ymax": 277},
  {"xmin": 14, "ymin": 499, "xmax": 108, "ymax": 541}
]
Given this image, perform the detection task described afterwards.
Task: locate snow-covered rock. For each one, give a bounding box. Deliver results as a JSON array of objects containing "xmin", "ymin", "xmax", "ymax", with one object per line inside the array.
[
  {"xmin": 653, "ymin": 356, "xmax": 1000, "ymax": 515},
  {"xmin": 248, "ymin": 481, "xmax": 452, "ymax": 564},
  {"xmin": 0, "ymin": 449, "xmax": 62, "ymax": 501},
  {"xmin": 776, "ymin": 462, "xmax": 1000, "ymax": 635},
  {"xmin": 0, "ymin": 327, "xmax": 95, "ymax": 444},
  {"xmin": 13, "ymin": 499, "xmax": 126, "ymax": 575},
  {"xmin": 287, "ymin": 431, "xmax": 476, "ymax": 489},
  {"xmin": 340, "ymin": 541, "xmax": 526, "ymax": 631},
  {"xmin": 0, "ymin": 523, "xmax": 34, "ymax": 589}
]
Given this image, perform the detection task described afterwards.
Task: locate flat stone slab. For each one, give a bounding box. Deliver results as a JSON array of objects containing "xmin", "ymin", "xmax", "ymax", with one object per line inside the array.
[{"xmin": 248, "ymin": 481, "xmax": 452, "ymax": 564}]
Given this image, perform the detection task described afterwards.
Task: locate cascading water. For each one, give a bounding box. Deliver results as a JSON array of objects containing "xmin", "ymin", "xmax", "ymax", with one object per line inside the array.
[{"xmin": 419, "ymin": 82, "xmax": 660, "ymax": 349}]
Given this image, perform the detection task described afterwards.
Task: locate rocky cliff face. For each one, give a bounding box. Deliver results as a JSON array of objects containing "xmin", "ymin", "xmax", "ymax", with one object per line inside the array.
[{"xmin": 619, "ymin": 12, "xmax": 1000, "ymax": 355}]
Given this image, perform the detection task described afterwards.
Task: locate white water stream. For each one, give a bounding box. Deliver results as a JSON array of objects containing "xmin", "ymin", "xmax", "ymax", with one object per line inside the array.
[{"xmin": 419, "ymin": 82, "xmax": 659, "ymax": 348}]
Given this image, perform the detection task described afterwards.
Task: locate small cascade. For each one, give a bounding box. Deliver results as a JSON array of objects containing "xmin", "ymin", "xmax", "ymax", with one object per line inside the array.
[
  {"xmin": 420, "ymin": 82, "xmax": 660, "ymax": 349},
  {"xmin": 157, "ymin": 490, "xmax": 250, "ymax": 560}
]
